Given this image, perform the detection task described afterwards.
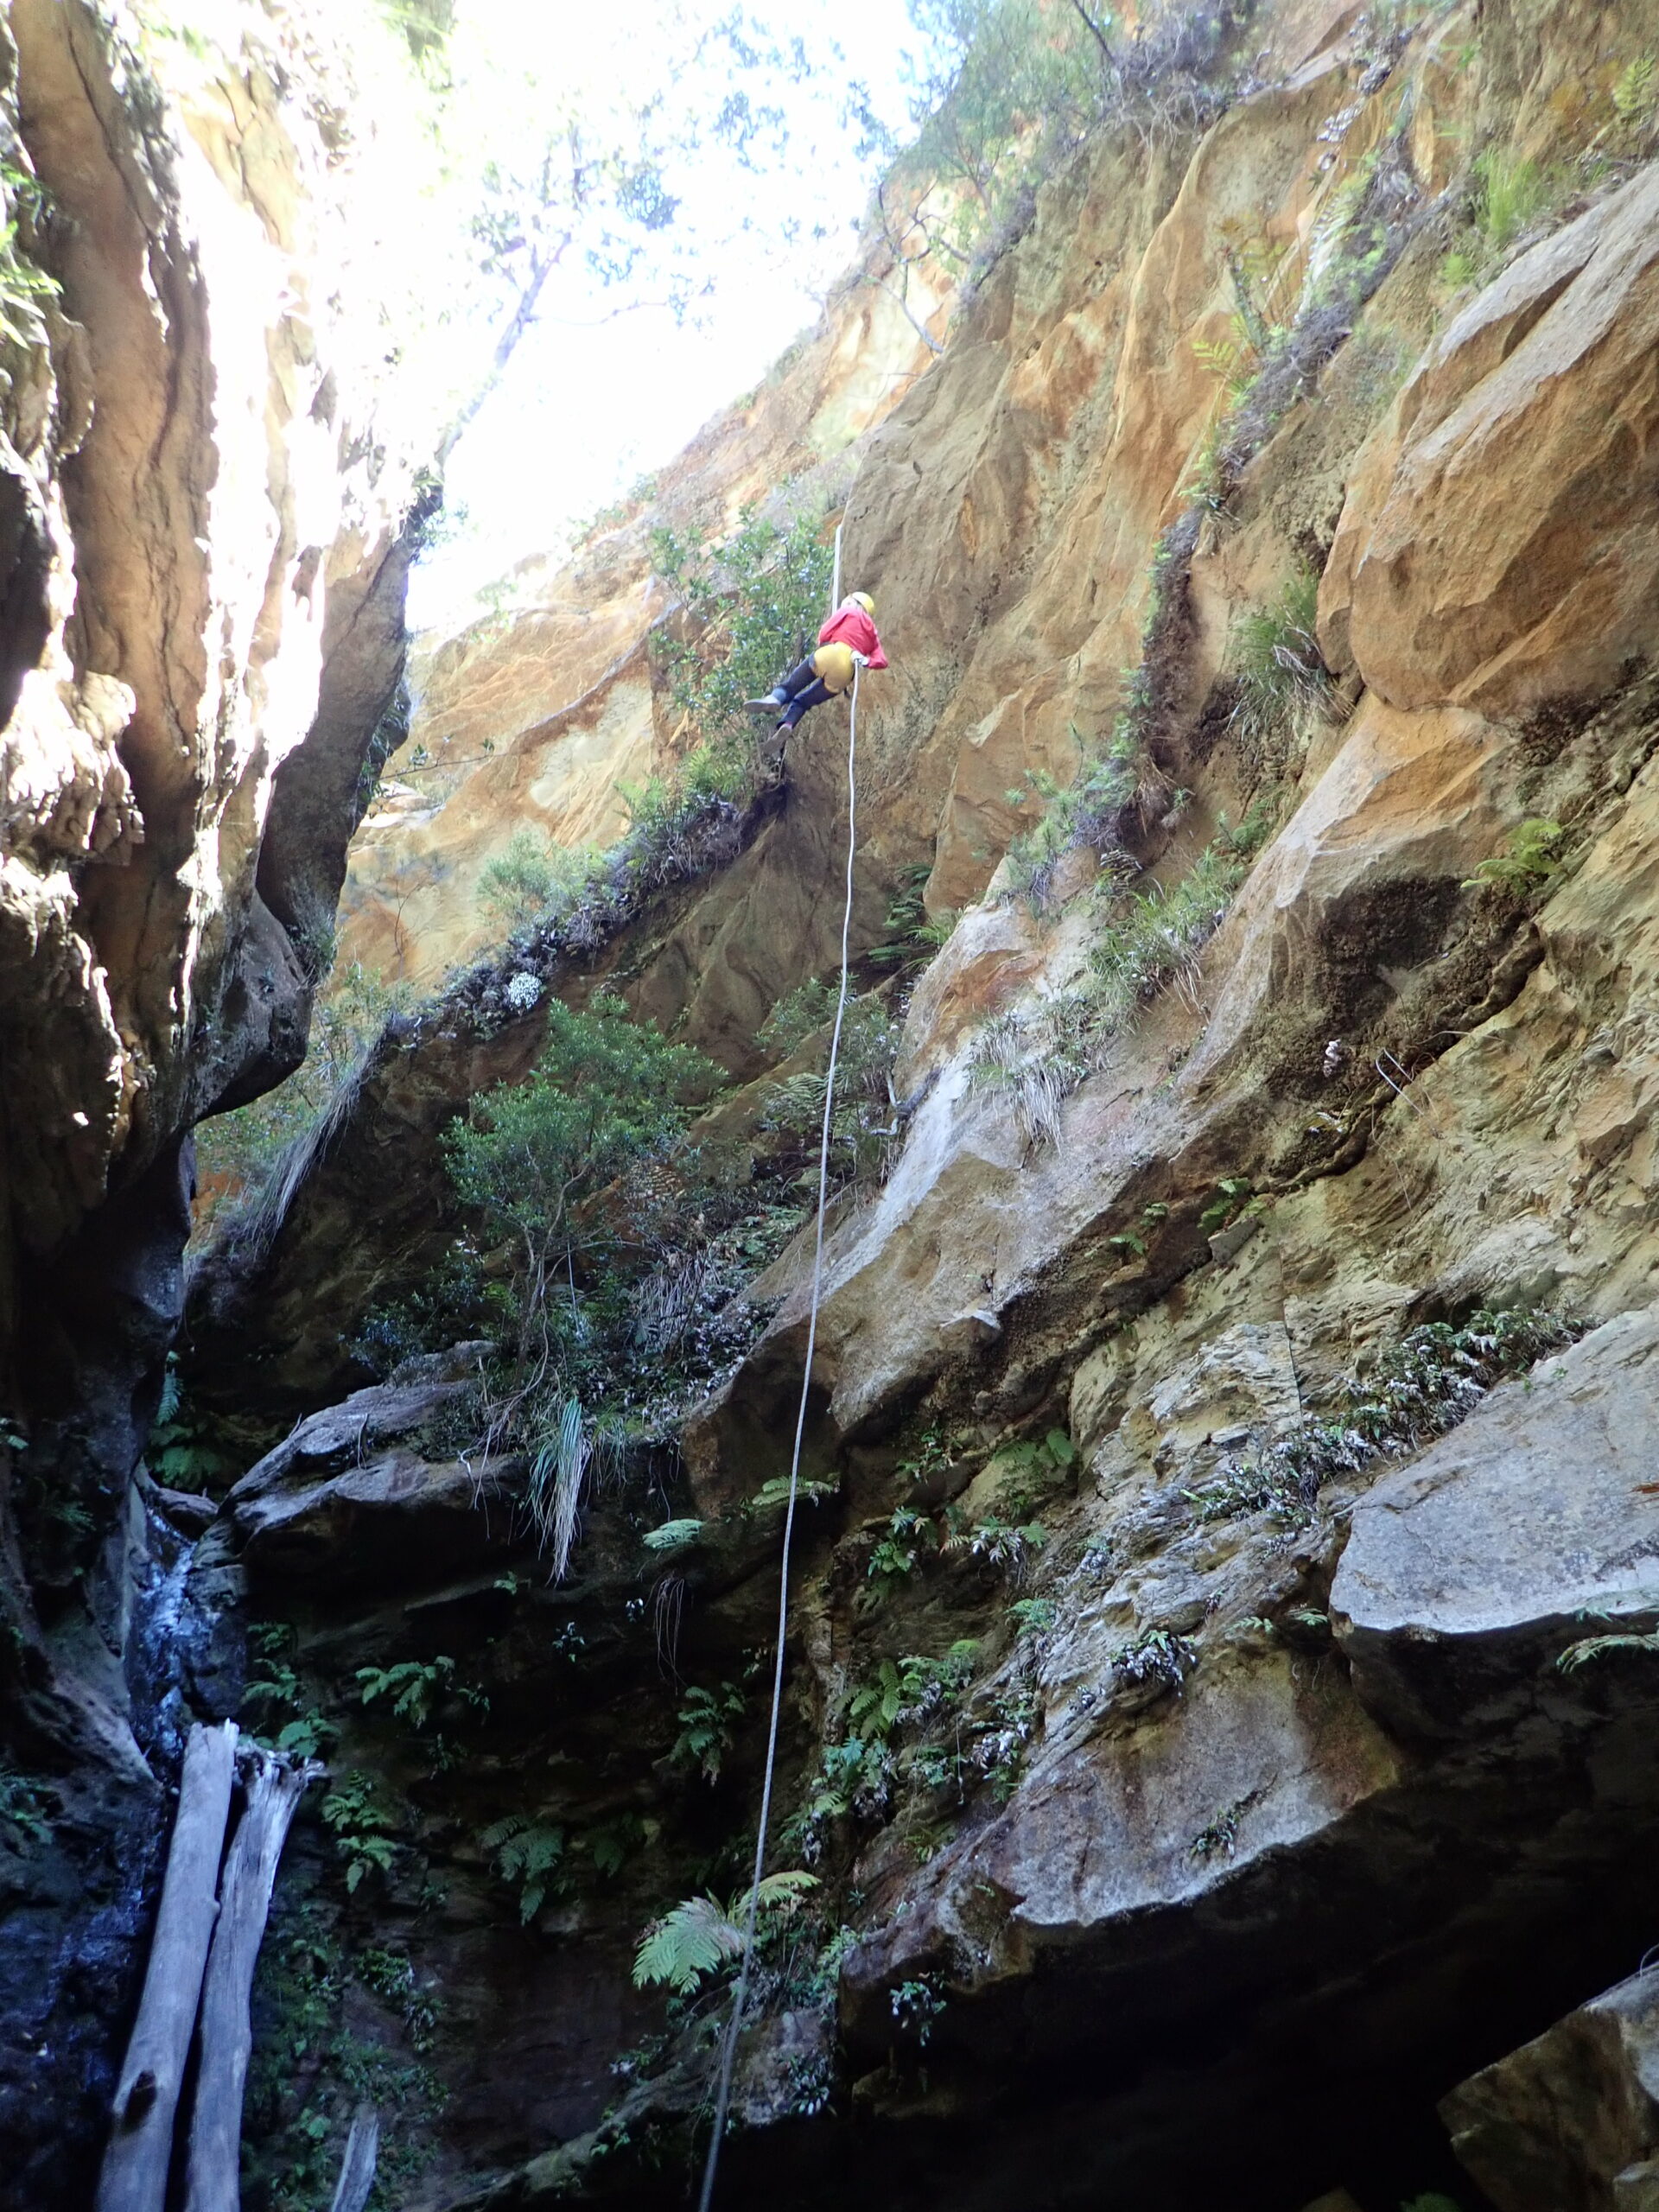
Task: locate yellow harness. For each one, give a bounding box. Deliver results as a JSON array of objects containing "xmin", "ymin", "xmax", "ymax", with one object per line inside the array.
[{"xmin": 810, "ymin": 639, "xmax": 856, "ymax": 693}]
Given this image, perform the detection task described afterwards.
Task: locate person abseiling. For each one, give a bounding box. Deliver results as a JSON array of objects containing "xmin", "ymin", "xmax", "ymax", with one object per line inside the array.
[{"xmin": 748, "ymin": 591, "xmax": 887, "ymax": 735}]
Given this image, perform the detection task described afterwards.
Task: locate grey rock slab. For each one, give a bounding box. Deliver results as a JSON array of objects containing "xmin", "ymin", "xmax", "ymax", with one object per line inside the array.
[
  {"xmin": 232, "ymin": 1446, "xmax": 510, "ymax": 1590},
  {"xmin": 842, "ymin": 1647, "xmax": 1400, "ymax": 2034},
  {"xmin": 226, "ymin": 1343, "xmax": 492, "ymax": 1510},
  {"xmin": 1442, "ymin": 1967, "xmax": 1659, "ymax": 2212},
  {"xmin": 223, "ymin": 1344, "xmax": 503, "ymax": 1589},
  {"xmin": 1331, "ymin": 1309, "xmax": 1659, "ymax": 1739}
]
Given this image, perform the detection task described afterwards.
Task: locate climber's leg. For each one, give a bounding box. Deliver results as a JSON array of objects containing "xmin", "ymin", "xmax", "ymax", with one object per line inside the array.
[
  {"xmin": 778, "ymin": 677, "xmax": 831, "ymax": 730},
  {"xmin": 747, "ymin": 656, "xmax": 819, "ymax": 711}
]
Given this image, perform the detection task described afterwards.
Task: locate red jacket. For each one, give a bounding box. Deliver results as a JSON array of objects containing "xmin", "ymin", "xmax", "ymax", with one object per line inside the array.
[{"xmin": 818, "ymin": 606, "xmax": 887, "ymax": 669}]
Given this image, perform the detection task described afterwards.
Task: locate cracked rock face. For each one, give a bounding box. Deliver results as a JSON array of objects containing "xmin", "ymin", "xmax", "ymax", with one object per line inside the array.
[
  {"xmin": 1331, "ymin": 1310, "xmax": 1659, "ymax": 1740},
  {"xmin": 0, "ymin": 4, "xmax": 426, "ymax": 2198},
  {"xmin": 155, "ymin": 8, "xmax": 1659, "ymax": 2206},
  {"xmin": 19, "ymin": 1, "xmax": 1659, "ymax": 2209}
]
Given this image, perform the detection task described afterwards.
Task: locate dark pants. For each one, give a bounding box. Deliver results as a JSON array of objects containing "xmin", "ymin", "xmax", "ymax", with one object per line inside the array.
[{"xmin": 776, "ymin": 656, "xmax": 831, "ymax": 730}]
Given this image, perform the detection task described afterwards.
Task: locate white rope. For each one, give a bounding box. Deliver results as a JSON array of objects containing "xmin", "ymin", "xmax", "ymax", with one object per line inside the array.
[{"xmin": 696, "ymin": 662, "xmax": 861, "ymax": 2212}]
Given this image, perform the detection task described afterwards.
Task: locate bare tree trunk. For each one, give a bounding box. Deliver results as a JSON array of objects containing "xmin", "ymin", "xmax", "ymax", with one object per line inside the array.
[
  {"xmin": 183, "ymin": 1751, "xmax": 313, "ymax": 2212},
  {"xmin": 328, "ymin": 2103, "xmax": 379, "ymax": 2212},
  {"xmin": 96, "ymin": 1720, "xmax": 238, "ymax": 2212}
]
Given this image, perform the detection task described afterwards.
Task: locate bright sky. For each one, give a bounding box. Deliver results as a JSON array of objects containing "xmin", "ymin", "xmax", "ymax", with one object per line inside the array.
[{"xmin": 406, "ymin": 0, "xmax": 931, "ymax": 631}]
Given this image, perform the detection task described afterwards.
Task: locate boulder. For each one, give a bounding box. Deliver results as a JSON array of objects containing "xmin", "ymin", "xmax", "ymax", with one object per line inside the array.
[
  {"xmin": 1322, "ymin": 163, "xmax": 1659, "ymax": 714},
  {"xmin": 1443, "ymin": 1969, "xmax": 1659, "ymax": 2212},
  {"xmin": 1330, "ymin": 1309, "xmax": 1659, "ymax": 1740},
  {"xmin": 226, "ymin": 1346, "xmax": 506, "ymax": 1588}
]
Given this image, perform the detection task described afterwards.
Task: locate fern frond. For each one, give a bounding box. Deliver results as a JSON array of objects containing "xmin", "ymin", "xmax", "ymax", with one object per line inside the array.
[
  {"xmin": 632, "ymin": 1871, "xmax": 819, "ymax": 1993},
  {"xmin": 1557, "ymin": 1630, "xmax": 1659, "ymax": 1673},
  {"xmin": 632, "ymin": 1894, "xmax": 743, "ymax": 1993},
  {"xmin": 743, "ymin": 1869, "xmax": 819, "ymax": 1917},
  {"xmin": 643, "ymin": 1516, "xmax": 704, "ymax": 1552}
]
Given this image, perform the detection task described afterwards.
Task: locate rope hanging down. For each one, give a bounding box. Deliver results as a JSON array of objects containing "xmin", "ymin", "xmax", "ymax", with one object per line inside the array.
[{"xmin": 696, "ymin": 660, "xmax": 861, "ymax": 2212}]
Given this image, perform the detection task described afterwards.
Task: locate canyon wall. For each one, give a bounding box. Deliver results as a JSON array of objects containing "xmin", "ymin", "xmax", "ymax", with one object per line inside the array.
[
  {"xmin": 11, "ymin": 1, "xmax": 1659, "ymax": 2209},
  {"xmin": 0, "ymin": 3, "xmax": 430, "ymax": 2197}
]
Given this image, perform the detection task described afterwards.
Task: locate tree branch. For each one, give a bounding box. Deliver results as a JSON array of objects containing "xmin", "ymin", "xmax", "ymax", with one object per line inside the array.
[{"xmin": 1066, "ymin": 0, "xmax": 1120, "ymax": 77}]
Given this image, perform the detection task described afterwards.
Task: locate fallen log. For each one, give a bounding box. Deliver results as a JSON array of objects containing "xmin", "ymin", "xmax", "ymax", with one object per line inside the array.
[
  {"xmin": 96, "ymin": 1719, "xmax": 238, "ymax": 2212},
  {"xmin": 183, "ymin": 1748, "xmax": 315, "ymax": 2212},
  {"xmin": 329, "ymin": 2102, "xmax": 379, "ymax": 2212}
]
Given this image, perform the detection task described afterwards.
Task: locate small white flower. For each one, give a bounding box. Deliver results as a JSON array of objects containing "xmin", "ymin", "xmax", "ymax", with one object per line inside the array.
[{"xmin": 505, "ymin": 971, "xmax": 543, "ymax": 1012}]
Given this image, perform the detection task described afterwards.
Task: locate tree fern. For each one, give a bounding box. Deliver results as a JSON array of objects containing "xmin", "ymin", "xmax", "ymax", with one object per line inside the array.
[{"xmin": 632, "ymin": 1871, "xmax": 817, "ymax": 1993}]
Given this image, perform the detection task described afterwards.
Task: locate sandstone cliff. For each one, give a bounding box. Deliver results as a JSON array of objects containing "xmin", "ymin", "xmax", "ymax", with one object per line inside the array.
[
  {"xmin": 14, "ymin": 2, "xmax": 1659, "ymax": 2210},
  {"xmin": 0, "ymin": 3, "xmax": 432, "ymax": 2196}
]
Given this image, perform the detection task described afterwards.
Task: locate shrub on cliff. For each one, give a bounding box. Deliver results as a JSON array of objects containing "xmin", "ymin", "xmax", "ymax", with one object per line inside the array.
[
  {"xmin": 444, "ymin": 993, "xmax": 718, "ymax": 1362},
  {"xmin": 649, "ymin": 502, "xmax": 833, "ymax": 780}
]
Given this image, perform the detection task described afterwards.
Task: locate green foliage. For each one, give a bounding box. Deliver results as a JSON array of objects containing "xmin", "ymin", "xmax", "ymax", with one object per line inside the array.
[
  {"xmin": 650, "ymin": 501, "xmax": 833, "ymax": 766},
  {"xmin": 244, "ymin": 1897, "xmax": 444, "ymax": 2212},
  {"xmin": 971, "ymin": 829, "xmax": 1261, "ymax": 1153},
  {"xmin": 1229, "ymin": 564, "xmax": 1336, "ymax": 772},
  {"xmin": 759, "ymin": 977, "xmax": 838, "ymax": 1058},
  {"xmin": 670, "ymin": 1680, "xmax": 746, "ymax": 1783},
  {"xmin": 0, "ymin": 184, "xmax": 60, "ymax": 347},
  {"xmin": 356, "ymin": 1945, "xmax": 443, "ymax": 2051},
  {"xmin": 147, "ymin": 1360, "xmax": 241, "ymax": 1491},
  {"xmin": 642, "ymin": 1516, "xmax": 704, "ymax": 1552},
  {"xmin": 1185, "ymin": 1456, "xmax": 1312, "ymax": 1533},
  {"xmin": 448, "ymin": 994, "xmax": 712, "ymax": 1275},
  {"xmin": 897, "ymin": 1421, "xmax": 957, "ymax": 1489},
  {"xmin": 1555, "ymin": 1630, "xmax": 1659, "ymax": 1673},
  {"xmin": 794, "ymin": 1640, "xmax": 1013, "ymax": 1844},
  {"xmin": 194, "ymin": 957, "xmax": 412, "ymax": 1242},
  {"xmin": 1090, "ymin": 835, "xmax": 1255, "ymax": 1024},
  {"xmin": 759, "ymin": 992, "xmax": 899, "ymax": 1188},
  {"xmin": 1001, "ymin": 733, "xmax": 1146, "ymax": 914},
  {"xmin": 1189, "ymin": 1794, "xmax": 1253, "ymax": 1861},
  {"xmin": 1199, "ymin": 1175, "xmax": 1255, "ymax": 1233},
  {"xmin": 849, "ymin": 1647, "xmax": 978, "ymax": 1739},
  {"xmin": 479, "ymin": 1814, "xmax": 568, "ymax": 1921},
  {"xmin": 632, "ymin": 1870, "xmax": 818, "ymax": 1994},
  {"xmin": 892, "ymin": 0, "xmax": 1236, "ymax": 295},
  {"xmin": 444, "ymin": 992, "xmax": 715, "ymax": 1365},
  {"xmin": 1401, "ymin": 2197, "xmax": 1465, "ymax": 2212},
  {"xmin": 868, "ymin": 864, "xmax": 958, "ymax": 974},
  {"xmin": 1443, "ymin": 146, "xmax": 1554, "ymax": 286},
  {"xmin": 320, "ymin": 1775, "xmax": 403, "ymax": 1895},
  {"xmin": 952, "ymin": 1515, "xmax": 1048, "ymax": 1580},
  {"xmin": 357, "ymin": 1656, "xmax": 483, "ymax": 1731},
  {"xmin": 477, "ymin": 830, "xmax": 600, "ymax": 933},
  {"xmin": 867, "ymin": 1504, "xmax": 937, "ymax": 1586},
  {"xmin": 0, "ymin": 1758, "xmax": 53, "ymax": 1851},
  {"xmin": 1111, "ymin": 1625, "xmax": 1198, "ymax": 1691},
  {"xmin": 1464, "ymin": 817, "xmax": 1564, "ymax": 895},
  {"xmin": 980, "ymin": 1429, "xmax": 1077, "ymax": 1522},
  {"xmin": 745, "ymin": 1473, "xmax": 840, "ymax": 1516},
  {"xmin": 889, "ymin": 1973, "xmax": 945, "ymax": 2044},
  {"xmin": 1007, "ymin": 1596, "xmax": 1058, "ymax": 1637},
  {"xmin": 1611, "ymin": 55, "xmax": 1658, "ymax": 129},
  {"xmin": 241, "ymin": 1625, "xmax": 339, "ymax": 1760},
  {"xmin": 1184, "ymin": 1307, "xmax": 1579, "ymax": 1534}
]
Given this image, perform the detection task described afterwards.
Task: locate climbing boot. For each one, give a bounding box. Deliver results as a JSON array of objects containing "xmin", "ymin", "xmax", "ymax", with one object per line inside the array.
[{"xmin": 745, "ymin": 689, "xmax": 788, "ymax": 711}]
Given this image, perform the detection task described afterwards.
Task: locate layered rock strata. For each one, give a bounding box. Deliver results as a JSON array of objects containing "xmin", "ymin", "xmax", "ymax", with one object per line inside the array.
[
  {"xmin": 0, "ymin": 4, "xmax": 428, "ymax": 2198},
  {"xmin": 20, "ymin": 0, "xmax": 1659, "ymax": 2209}
]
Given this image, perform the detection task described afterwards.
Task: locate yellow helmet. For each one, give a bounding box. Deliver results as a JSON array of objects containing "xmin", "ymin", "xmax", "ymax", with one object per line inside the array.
[{"xmin": 848, "ymin": 590, "xmax": 876, "ymax": 617}]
